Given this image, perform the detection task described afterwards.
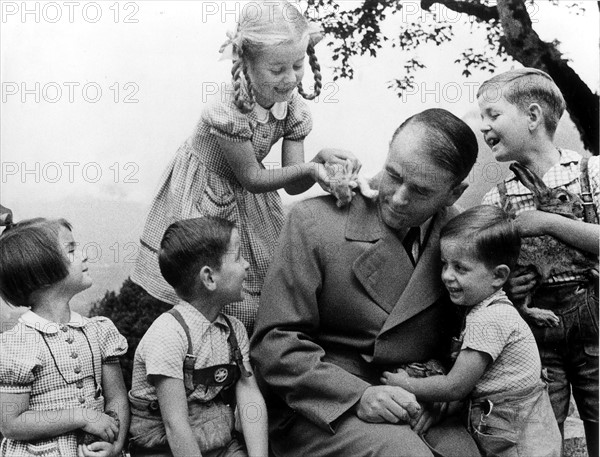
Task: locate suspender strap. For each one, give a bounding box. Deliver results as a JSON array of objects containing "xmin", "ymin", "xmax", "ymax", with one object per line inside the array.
[
  {"xmin": 497, "ymin": 179, "xmax": 508, "ymax": 210},
  {"xmin": 222, "ymin": 314, "xmax": 252, "ymax": 378},
  {"xmin": 580, "ymin": 157, "xmax": 599, "ymax": 224},
  {"xmin": 167, "ymin": 308, "xmax": 197, "ymax": 395}
]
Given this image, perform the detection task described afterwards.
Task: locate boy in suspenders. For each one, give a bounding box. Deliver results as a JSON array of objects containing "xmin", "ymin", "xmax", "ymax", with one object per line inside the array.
[
  {"xmin": 479, "ymin": 68, "xmax": 599, "ymax": 457},
  {"xmin": 128, "ymin": 217, "xmax": 268, "ymax": 456}
]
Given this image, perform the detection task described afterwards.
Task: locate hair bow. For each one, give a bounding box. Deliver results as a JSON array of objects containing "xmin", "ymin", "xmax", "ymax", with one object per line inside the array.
[
  {"xmin": 218, "ymin": 26, "xmax": 242, "ymax": 61},
  {"xmin": 0, "ymin": 204, "xmax": 14, "ymax": 229}
]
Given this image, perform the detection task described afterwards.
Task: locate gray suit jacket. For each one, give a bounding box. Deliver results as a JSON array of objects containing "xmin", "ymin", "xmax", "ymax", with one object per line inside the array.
[{"xmin": 251, "ymin": 194, "xmax": 461, "ymax": 432}]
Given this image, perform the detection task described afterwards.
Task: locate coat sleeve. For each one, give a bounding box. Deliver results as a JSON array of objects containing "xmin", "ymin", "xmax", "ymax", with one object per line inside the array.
[{"xmin": 250, "ymin": 201, "xmax": 370, "ymax": 432}]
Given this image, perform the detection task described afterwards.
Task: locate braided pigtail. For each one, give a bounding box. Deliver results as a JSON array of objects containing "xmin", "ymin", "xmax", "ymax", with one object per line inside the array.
[
  {"xmin": 231, "ymin": 47, "xmax": 255, "ymax": 114},
  {"xmin": 298, "ymin": 43, "xmax": 322, "ymax": 101}
]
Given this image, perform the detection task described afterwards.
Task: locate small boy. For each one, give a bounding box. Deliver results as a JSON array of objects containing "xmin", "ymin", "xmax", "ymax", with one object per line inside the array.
[
  {"xmin": 128, "ymin": 217, "xmax": 268, "ymax": 457},
  {"xmin": 381, "ymin": 205, "xmax": 561, "ymax": 457},
  {"xmin": 479, "ymin": 68, "xmax": 599, "ymax": 456}
]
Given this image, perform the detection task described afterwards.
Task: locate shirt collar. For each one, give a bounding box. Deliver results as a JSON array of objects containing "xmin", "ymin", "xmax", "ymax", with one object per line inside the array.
[
  {"xmin": 471, "ymin": 289, "xmax": 509, "ymax": 313},
  {"xmin": 254, "ymin": 102, "xmax": 288, "ymax": 124},
  {"xmin": 506, "ymin": 148, "xmax": 580, "ymax": 194},
  {"xmin": 19, "ymin": 310, "xmax": 89, "ymax": 334},
  {"xmin": 177, "ymin": 301, "xmax": 229, "ymax": 329}
]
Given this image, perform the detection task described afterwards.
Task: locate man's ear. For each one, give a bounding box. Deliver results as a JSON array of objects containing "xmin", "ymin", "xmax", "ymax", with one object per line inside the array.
[
  {"xmin": 199, "ymin": 265, "xmax": 217, "ymax": 291},
  {"xmin": 492, "ymin": 264, "xmax": 511, "ymax": 287},
  {"xmin": 527, "ymin": 103, "xmax": 544, "ymax": 131},
  {"xmin": 445, "ymin": 182, "xmax": 468, "ymax": 207}
]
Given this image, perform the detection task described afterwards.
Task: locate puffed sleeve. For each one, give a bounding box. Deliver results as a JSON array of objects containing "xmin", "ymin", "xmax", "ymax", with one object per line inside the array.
[
  {"xmin": 0, "ymin": 324, "xmax": 41, "ymax": 393},
  {"xmin": 202, "ymin": 95, "xmax": 253, "ymax": 142},
  {"xmin": 90, "ymin": 317, "xmax": 128, "ymax": 364},
  {"xmin": 284, "ymin": 93, "xmax": 313, "ymax": 141}
]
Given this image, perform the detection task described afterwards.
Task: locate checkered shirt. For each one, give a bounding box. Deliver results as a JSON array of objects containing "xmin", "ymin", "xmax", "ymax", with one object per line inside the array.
[
  {"xmin": 462, "ymin": 290, "xmax": 541, "ymax": 399},
  {"xmin": 483, "ymin": 149, "xmax": 600, "ymax": 283},
  {"xmin": 0, "ymin": 311, "xmax": 127, "ymax": 457},
  {"xmin": 129, "ymin": 301, "xmax": 250, "ymax": 404},
  {"xmin": 131, "ymin": 88, "xmax": 313, "ymax": 333}
]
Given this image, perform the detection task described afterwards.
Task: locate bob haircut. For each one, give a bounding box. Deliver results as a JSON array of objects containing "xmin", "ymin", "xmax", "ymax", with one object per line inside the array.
[
  {"xmin": 440, "ymin": 205, "xmax": 521, "ymax": 271},
  {"xmin": 391, "ymin": 108, "xmax": 478, "ymax": 185},
  {"xmin": 158, "ymin": 216, "xmax": 235, "ymax": 300},
  {"xmin": 477, "ymin": 68, "xmax": 566, "ymax": 137},
  {"xmin": 0, "ymin": 218, "xmax": 72, "ymax": 307}
]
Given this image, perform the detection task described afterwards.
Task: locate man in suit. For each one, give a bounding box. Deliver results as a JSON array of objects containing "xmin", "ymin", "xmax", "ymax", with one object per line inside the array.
[{"xmin": 251, "ymin": 109, "xmax": 481, "ymax": 456}]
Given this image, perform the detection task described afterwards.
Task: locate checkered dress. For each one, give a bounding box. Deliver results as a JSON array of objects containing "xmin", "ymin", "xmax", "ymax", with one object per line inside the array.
[
  {"xmin": 132, "ymin": 89, "xmax": 313, "ymax": 334},
  {"xmin": 461, "ymin": 290, "xmax": 542, "ymax": 398},
  {"xmin": 483, "ymin": 149, "xmax": 600, "ymax": 283},
  {"xmin": 0, "ymin": 311, "xmax": 127, "ymax": 457}
]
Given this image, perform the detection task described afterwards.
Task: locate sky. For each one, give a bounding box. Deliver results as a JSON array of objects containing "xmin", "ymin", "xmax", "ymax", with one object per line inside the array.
[
  {"xmin": 0, "ymin": 1, "xmax": 598, "ymax": 313},
  {"xmin": 1, "ymin": 0, "xmax": 598, "ymax": 209}
]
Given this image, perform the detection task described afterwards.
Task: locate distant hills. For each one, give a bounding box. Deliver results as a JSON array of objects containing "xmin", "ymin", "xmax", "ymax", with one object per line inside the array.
[{"xmin": 0, "ymin": 111, "xmax": 587, "ymax": 330}]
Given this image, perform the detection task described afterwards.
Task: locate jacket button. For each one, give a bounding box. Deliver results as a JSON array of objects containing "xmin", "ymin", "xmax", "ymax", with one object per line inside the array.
[
  {"xmin": 74, "ymin": 365, "xmax": 82, "ymax": 374},
  {"xmin": 71, "ymin": 352, "xmax": 78, "ymax": 359},
  {"xmin": 78, "ymin": 397, "xmax": 85, "ymax": 404}
]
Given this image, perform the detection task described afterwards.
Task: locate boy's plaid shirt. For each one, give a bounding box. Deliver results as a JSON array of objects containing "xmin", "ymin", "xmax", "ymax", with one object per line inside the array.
[{"xmin": 482, "ymin": 149, "xmax": 599, "ymax": 284}]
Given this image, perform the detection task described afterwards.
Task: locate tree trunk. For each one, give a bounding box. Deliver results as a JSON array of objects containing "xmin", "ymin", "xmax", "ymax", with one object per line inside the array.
[{"xmin": 430, "ymin": 0, "xmax": 599, "ymax": 155}]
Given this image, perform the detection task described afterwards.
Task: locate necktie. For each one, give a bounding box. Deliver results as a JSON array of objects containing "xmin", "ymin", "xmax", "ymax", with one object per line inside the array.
[{"xmin": 402, "ymin": 227, "xmax": 421, "ymax": 266}]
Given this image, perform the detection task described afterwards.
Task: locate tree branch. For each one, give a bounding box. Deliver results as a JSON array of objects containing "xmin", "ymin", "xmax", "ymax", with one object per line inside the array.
[
  {"xmin": 496, "ymin": 0, "xmax": 599, "ymax": 154},
  {"xmin": 421, "ymin": 0, "xmax": 499, "ymax": 21}
]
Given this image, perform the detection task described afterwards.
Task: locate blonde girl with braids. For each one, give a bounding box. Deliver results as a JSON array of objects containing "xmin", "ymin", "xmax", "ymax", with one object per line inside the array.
[{"xmin": 132, "ymin": 1, "xmax": 360, "ymax": 334}]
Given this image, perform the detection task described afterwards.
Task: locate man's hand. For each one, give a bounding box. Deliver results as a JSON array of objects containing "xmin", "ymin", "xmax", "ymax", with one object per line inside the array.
[
  {"xmin": 356, "ymin": 385, "xmax": 421, "ymax": 425},
  {"xmin": 411, "ymin": 402, "xmax": 448, "ymax": 435}
]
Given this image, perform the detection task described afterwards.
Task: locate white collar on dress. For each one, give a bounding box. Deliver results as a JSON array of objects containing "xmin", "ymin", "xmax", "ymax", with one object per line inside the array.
[
  {"xmin": 19, "ymin": 310, "xmax": 89, "ymax": 334},
  {"xmin": 254, "ymin": 102, "xmax": 288, "ymax": 124}
]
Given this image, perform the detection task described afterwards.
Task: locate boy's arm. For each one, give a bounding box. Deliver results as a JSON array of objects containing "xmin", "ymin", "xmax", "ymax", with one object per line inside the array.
[
  {"xmin": 0, "ymin": 392, "xmax": 117, "ymax": 442},
  {"xmin": 515, "ymin": 211, "xmax": 600, "ymax": 255},
  {"xmin": 381, "ymin": 349, "xmax": 490, "ymax": 403},
  {"xmin": 235, "ymin": 362, "xmax": 268, "ymax": 457},
  {"xmin": 100, "ymin": 363, "xmax": 130, "ymax": 455},
  {"xmin": 154, "ymin": 376, "xmax": 202, "ymax": 457}
]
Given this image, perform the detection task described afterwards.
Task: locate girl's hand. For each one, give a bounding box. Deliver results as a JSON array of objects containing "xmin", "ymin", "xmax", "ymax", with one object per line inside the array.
[
  {"xmin": 315, "ymin": 148, "xmax": 362, "ymax": 175},
  {"xmin": 81, "ymin": 412, "xmax": 119, "ymax": 444},
  {"xmin": 77, "ymin": 441, "xmax": 117, "ymax": 457},
  {"xmin": 313, "ymin": 163, "xmax": 333, "ymax": 193}
]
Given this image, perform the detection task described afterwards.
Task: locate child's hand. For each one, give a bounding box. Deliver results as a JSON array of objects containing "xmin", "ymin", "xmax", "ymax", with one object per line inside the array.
[
  {"xmin": 380, "ymin": 368, "xmax": 410, "ymax": 388},
  {"xmin": 313, "ymin": 163, "xmax": 333, "ymax": 193},
  {"xmin": 77, "ymin": 441, "xmax": 117, "ymax": 457},
  {"xmin": 506, "ymin": 266, "xmax": 540, "ymax": 301},
  {"xmin": 514, "ymin": 209, "xmax": 552, "ymax": 237},
  {"xmin": 80, "ymin": 411, "xmax": 119, "ymax": 444},
  {"xmin": 316, "ymin": 148, "xmax": 362, "ymax": 175}
]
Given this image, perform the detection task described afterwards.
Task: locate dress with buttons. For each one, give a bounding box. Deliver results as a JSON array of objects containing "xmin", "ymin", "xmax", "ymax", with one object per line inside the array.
[{"xmin": 0, "ymin": 311, "xmax": 127, "ymax": 457}]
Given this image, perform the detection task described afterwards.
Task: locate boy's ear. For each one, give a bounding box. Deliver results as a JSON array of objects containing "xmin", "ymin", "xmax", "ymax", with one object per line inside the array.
[
  {"xmin": 199, "ymin": 265, "xmax": 217, "ymax": 291},
  {"xmin": 527, "ymin": 103, "xmax": 544, "ymax": 131},
  {"xmin": 492, "ymin": 264, "xmax": 511, "ymax": 287}
]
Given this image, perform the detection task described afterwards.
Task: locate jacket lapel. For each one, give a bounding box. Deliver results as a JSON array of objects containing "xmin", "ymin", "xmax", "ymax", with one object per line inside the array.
[
  {"xmin": 348, "ymin": 196, "xmax": 417, "ymax": 314},
  {"xmin": 380, "ymin": 207, "xmax": 456, "ymax": 334}
]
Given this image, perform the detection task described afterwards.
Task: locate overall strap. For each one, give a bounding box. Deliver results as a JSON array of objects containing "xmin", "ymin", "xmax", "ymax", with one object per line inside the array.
[
  {"xmin": 580, "ymin": 156, "xmax": 599, "ymax": 224},
  {"xmin": 497, "ymin": 179, "xmax": 508, "ymax": 210},
  {"xmin": 167, "ymin": 308, "xmax": 196, "ymax": 395},
  {"xmin": 221, "ymin": 314, "xmax": 252, "ymax": 378}
]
